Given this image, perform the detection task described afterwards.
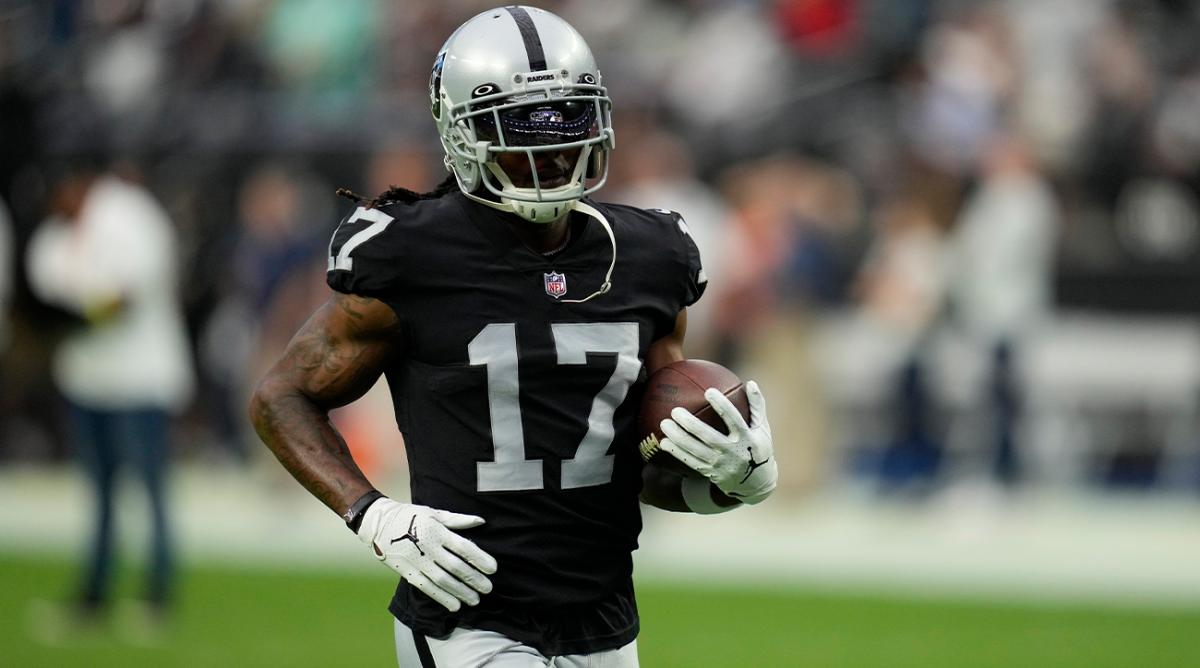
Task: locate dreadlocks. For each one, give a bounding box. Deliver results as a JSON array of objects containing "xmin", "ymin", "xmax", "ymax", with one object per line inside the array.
[{"xmin": 336, "ymin": 174, "xmax": 459, "ymax": 209}]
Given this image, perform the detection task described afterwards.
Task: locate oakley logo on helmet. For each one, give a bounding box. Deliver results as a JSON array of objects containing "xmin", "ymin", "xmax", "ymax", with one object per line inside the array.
[
  {"xmin": 578, "ymin": 73, "xmax": 596, "ymax": 85},
  {"xmin": 472, "ymin": 83, "xmax": 499, "ymax": 98}
]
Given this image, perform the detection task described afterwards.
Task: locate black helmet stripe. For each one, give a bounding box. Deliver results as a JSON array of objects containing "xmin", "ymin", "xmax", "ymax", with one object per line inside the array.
[{"xmin": 504, "ymin": 6, "xmax": 548, "ymax": 71}]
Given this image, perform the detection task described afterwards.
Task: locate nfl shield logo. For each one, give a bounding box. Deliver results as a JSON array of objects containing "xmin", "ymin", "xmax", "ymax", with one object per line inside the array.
[{"xmin": 544, "ymin": 272, "xmax": 568, "ymax": 299}]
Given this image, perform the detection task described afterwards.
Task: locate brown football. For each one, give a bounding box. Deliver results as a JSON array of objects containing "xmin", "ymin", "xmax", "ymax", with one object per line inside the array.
[{"xmin": 637, "ymin": 359, "xmax": 750, "ymax": 477}]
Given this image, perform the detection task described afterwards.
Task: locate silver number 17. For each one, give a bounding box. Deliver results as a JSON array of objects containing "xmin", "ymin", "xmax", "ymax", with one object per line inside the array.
[{"xmin": 468, "ymin": 322, "xmax": 641, "ymax": 492}]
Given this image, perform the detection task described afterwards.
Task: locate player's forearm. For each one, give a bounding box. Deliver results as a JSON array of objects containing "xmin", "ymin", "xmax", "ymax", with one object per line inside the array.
[{"xmin": 249, "ymin": 378, "xmax": 374, "ymax": 515}]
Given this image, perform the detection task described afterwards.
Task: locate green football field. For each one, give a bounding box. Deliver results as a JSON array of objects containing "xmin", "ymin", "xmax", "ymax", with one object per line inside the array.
[{"xmin": 3, "ymin": 553, "xmax": 1198, "ymax": 668}]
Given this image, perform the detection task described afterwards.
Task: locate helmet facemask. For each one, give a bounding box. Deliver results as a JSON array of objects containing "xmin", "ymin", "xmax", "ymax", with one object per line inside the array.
[{"xmin": 439, "ymin": 79, "xmax": 614, "ymax": 223}]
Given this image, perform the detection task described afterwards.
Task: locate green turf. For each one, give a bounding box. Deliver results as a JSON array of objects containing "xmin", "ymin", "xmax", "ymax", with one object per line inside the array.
[
  {"xmin": 638, "ymin": 585, "xmax": 1200, "ymax": 667},
  {"xmin": 3, "ymin": 553, "xmax": 1198, "ymax": 667}
]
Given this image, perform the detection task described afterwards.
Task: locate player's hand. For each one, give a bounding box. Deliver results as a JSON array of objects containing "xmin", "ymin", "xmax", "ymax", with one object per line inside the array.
[
  {"xmin": 357, "ymin": 498, "xmax": 498, "ymax": 612},
  {"xmin": 658, "ymin": 380, "xmax": 778, "ymax": 504}
]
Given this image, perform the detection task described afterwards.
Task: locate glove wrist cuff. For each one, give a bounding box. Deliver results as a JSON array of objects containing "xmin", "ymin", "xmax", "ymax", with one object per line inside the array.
[
  {"xmin": 343, "ymin": 490, "xmax": 386, "ymax": 534},
  {"xmin": 729, "ymin": 486, "xmax": 773, "ymax": 505},
  {"xmin": 682, "ymin": 477, "xmax": 739, "ymax": 514}
]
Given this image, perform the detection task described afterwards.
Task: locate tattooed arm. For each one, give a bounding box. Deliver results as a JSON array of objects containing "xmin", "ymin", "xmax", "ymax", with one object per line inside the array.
[{"xmin": 249, "ymin": 293, "xmax": 401, "ymax": 516}]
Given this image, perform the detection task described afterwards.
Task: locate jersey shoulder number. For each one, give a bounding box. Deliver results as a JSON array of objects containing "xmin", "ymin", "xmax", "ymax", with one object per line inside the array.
[
  {"xmin": 326, "ymin": 204, "xmax": 407, "ymax": 297},
  {"xmin": 328, "ymin": 206, "xmax": 394, "ymax": 273}
]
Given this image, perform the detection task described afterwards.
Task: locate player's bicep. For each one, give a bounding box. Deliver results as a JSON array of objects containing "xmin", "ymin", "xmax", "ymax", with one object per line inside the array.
[
  {"xmin": 645, "ymin": 310, "xmax": 687, "ymax": 375},
  {"xmin": 270, "ymin": 294, "xmax": 402, "ymax": 409}
]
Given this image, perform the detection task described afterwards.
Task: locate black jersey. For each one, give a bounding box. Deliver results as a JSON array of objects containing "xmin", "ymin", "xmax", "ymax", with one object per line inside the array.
[{"xmin": 326, "ymin": 191, "xmax": 705, "ymax": 655}]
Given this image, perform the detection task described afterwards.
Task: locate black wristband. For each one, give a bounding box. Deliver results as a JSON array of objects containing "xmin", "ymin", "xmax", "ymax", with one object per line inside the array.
[{"xmin": 343, "ymin": 490, "xmax": 386, "ymax": 534}]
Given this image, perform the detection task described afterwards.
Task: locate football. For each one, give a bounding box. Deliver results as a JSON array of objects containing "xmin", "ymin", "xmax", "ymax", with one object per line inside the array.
[{"xmin": 637, "ymin": 359, "xmax": 751, "ymax": 477}]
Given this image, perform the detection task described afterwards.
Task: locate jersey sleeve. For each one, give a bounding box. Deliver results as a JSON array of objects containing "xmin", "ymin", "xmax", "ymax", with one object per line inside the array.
[
  {"xmin": 667, "ymin": 211, "xmax": 707, "ymax": 307},
  {"xmin": 325, "ymin": 205, "xmax": 405, "ymax": 298}
]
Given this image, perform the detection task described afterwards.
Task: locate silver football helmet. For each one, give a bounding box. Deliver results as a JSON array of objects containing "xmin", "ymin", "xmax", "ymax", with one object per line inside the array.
[{"xmin": 431, "ymin": 6, "xmax": 615, "ymax": 223}]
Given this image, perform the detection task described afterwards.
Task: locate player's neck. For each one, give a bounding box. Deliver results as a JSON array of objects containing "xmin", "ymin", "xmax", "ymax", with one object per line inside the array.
[{"xmin": 506, "ymin": 214, "xmax": 572, "ymax": 256}]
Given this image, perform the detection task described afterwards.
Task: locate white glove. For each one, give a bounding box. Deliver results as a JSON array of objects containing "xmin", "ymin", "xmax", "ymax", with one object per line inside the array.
[
  {"xmin": 357, "ymin": 498, "xmax": 498, "ymax": 612},
  {"xmin": 658, "ymin": 380, "xmax": 778, "ymax": 504}
]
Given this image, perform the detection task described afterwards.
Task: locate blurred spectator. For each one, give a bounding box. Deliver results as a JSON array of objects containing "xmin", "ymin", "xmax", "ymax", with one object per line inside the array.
[
  {"xmin": 781, "ymin": 159, "xmax": 864, "ymax": 308},
  {"xmin": 1005, "ymin": 0, "xmax": 1105, "ymax": 171},
  {"xmin": 613, "ymin": 129, "xmax": 730, "ymax": 357},
  {"xmin": 663, "ymin": 4, "xmax": 790, "ymax": 159},
  {"xmin": 1078, "ymin": 8, "xmax": 1156, "ymax": 212},
  {"xmin": 949, "ymin": 136, "xmax": 1058, "ymax": 346},
  {"xmin": 198, "ymin": 162, "xmax": 329, "ymax": 463},
  {"xmin": 82, "ymin": 1, "xmax": 167, "ymax": 120},
  {"xmin": 25, "ymin": 161, "xmax": 194, "ymax": 633},
  {"xmin": 853, "ymin": 193, "xmax": 950, "ymax": 490},
  {"xmin": 260, "ymin": 0, "xmax": 376, "ymax": 117},
  {"xmin": 899, "ymin": 5, "xmax": 1015, "ymax": 177},
  {"xmin": 711, "ymin": 158, "xmax": 799, "ymax": 368},
  {"xmin": 709, "ymin": 157, "xmax": 838, "ymax": 493},
  {"xmin": 947, "ymin": 134, "xmax": 1059, "ymax": 485},
  {"xmin": 774, "ymin": 0, "xmax": 860, "ymax": 59},
  {"xmin": 856, "ymin": 195, "xmax": 948, "ymax": 340}
]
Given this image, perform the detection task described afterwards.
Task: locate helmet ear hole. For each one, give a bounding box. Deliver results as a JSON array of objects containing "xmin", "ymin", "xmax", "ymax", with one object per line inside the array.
[
  {"xmin": 455, "ymin": 159, "xmax": 480, "ymax": 192},
  {"xmin": 586, "ymin": 149, "xmax": 607, "ymax": 179}
]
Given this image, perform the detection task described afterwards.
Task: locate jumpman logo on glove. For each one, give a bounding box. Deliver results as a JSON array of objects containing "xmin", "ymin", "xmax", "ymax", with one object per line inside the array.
[
  {"xmin": 390, "ymin": 516, "xmax": 425, "ymax": 556},
  {"xmin": 739, "ymin": 447, "xmax": 771, "ymax": 485}
]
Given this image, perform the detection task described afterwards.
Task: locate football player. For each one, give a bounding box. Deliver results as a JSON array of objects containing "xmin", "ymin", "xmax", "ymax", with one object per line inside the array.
[{"xmin": 249, "ymin": 6, "xmax": 778, "ymax": 667}]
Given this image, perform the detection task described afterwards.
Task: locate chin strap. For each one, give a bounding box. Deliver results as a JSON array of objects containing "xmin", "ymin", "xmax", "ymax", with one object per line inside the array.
[
  {"xmin": 561, "ymin": 200, "xmax": 615, "ymax": 304},
  {"xmin": 462, "ymin": 194, "xmax": 617, "ymax": 303}
]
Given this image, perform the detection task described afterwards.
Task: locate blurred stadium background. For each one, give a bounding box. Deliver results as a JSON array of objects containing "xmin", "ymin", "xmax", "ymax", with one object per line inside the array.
[{"xmin": 3, "ymin": 0, "xmax": 1200, "ymax": 666}]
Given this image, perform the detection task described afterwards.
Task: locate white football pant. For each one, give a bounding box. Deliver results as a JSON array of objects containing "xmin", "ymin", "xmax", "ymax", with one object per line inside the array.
[{"xmin": 394, "ymin": 618, "xmax": 639, "ymax": 668}]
